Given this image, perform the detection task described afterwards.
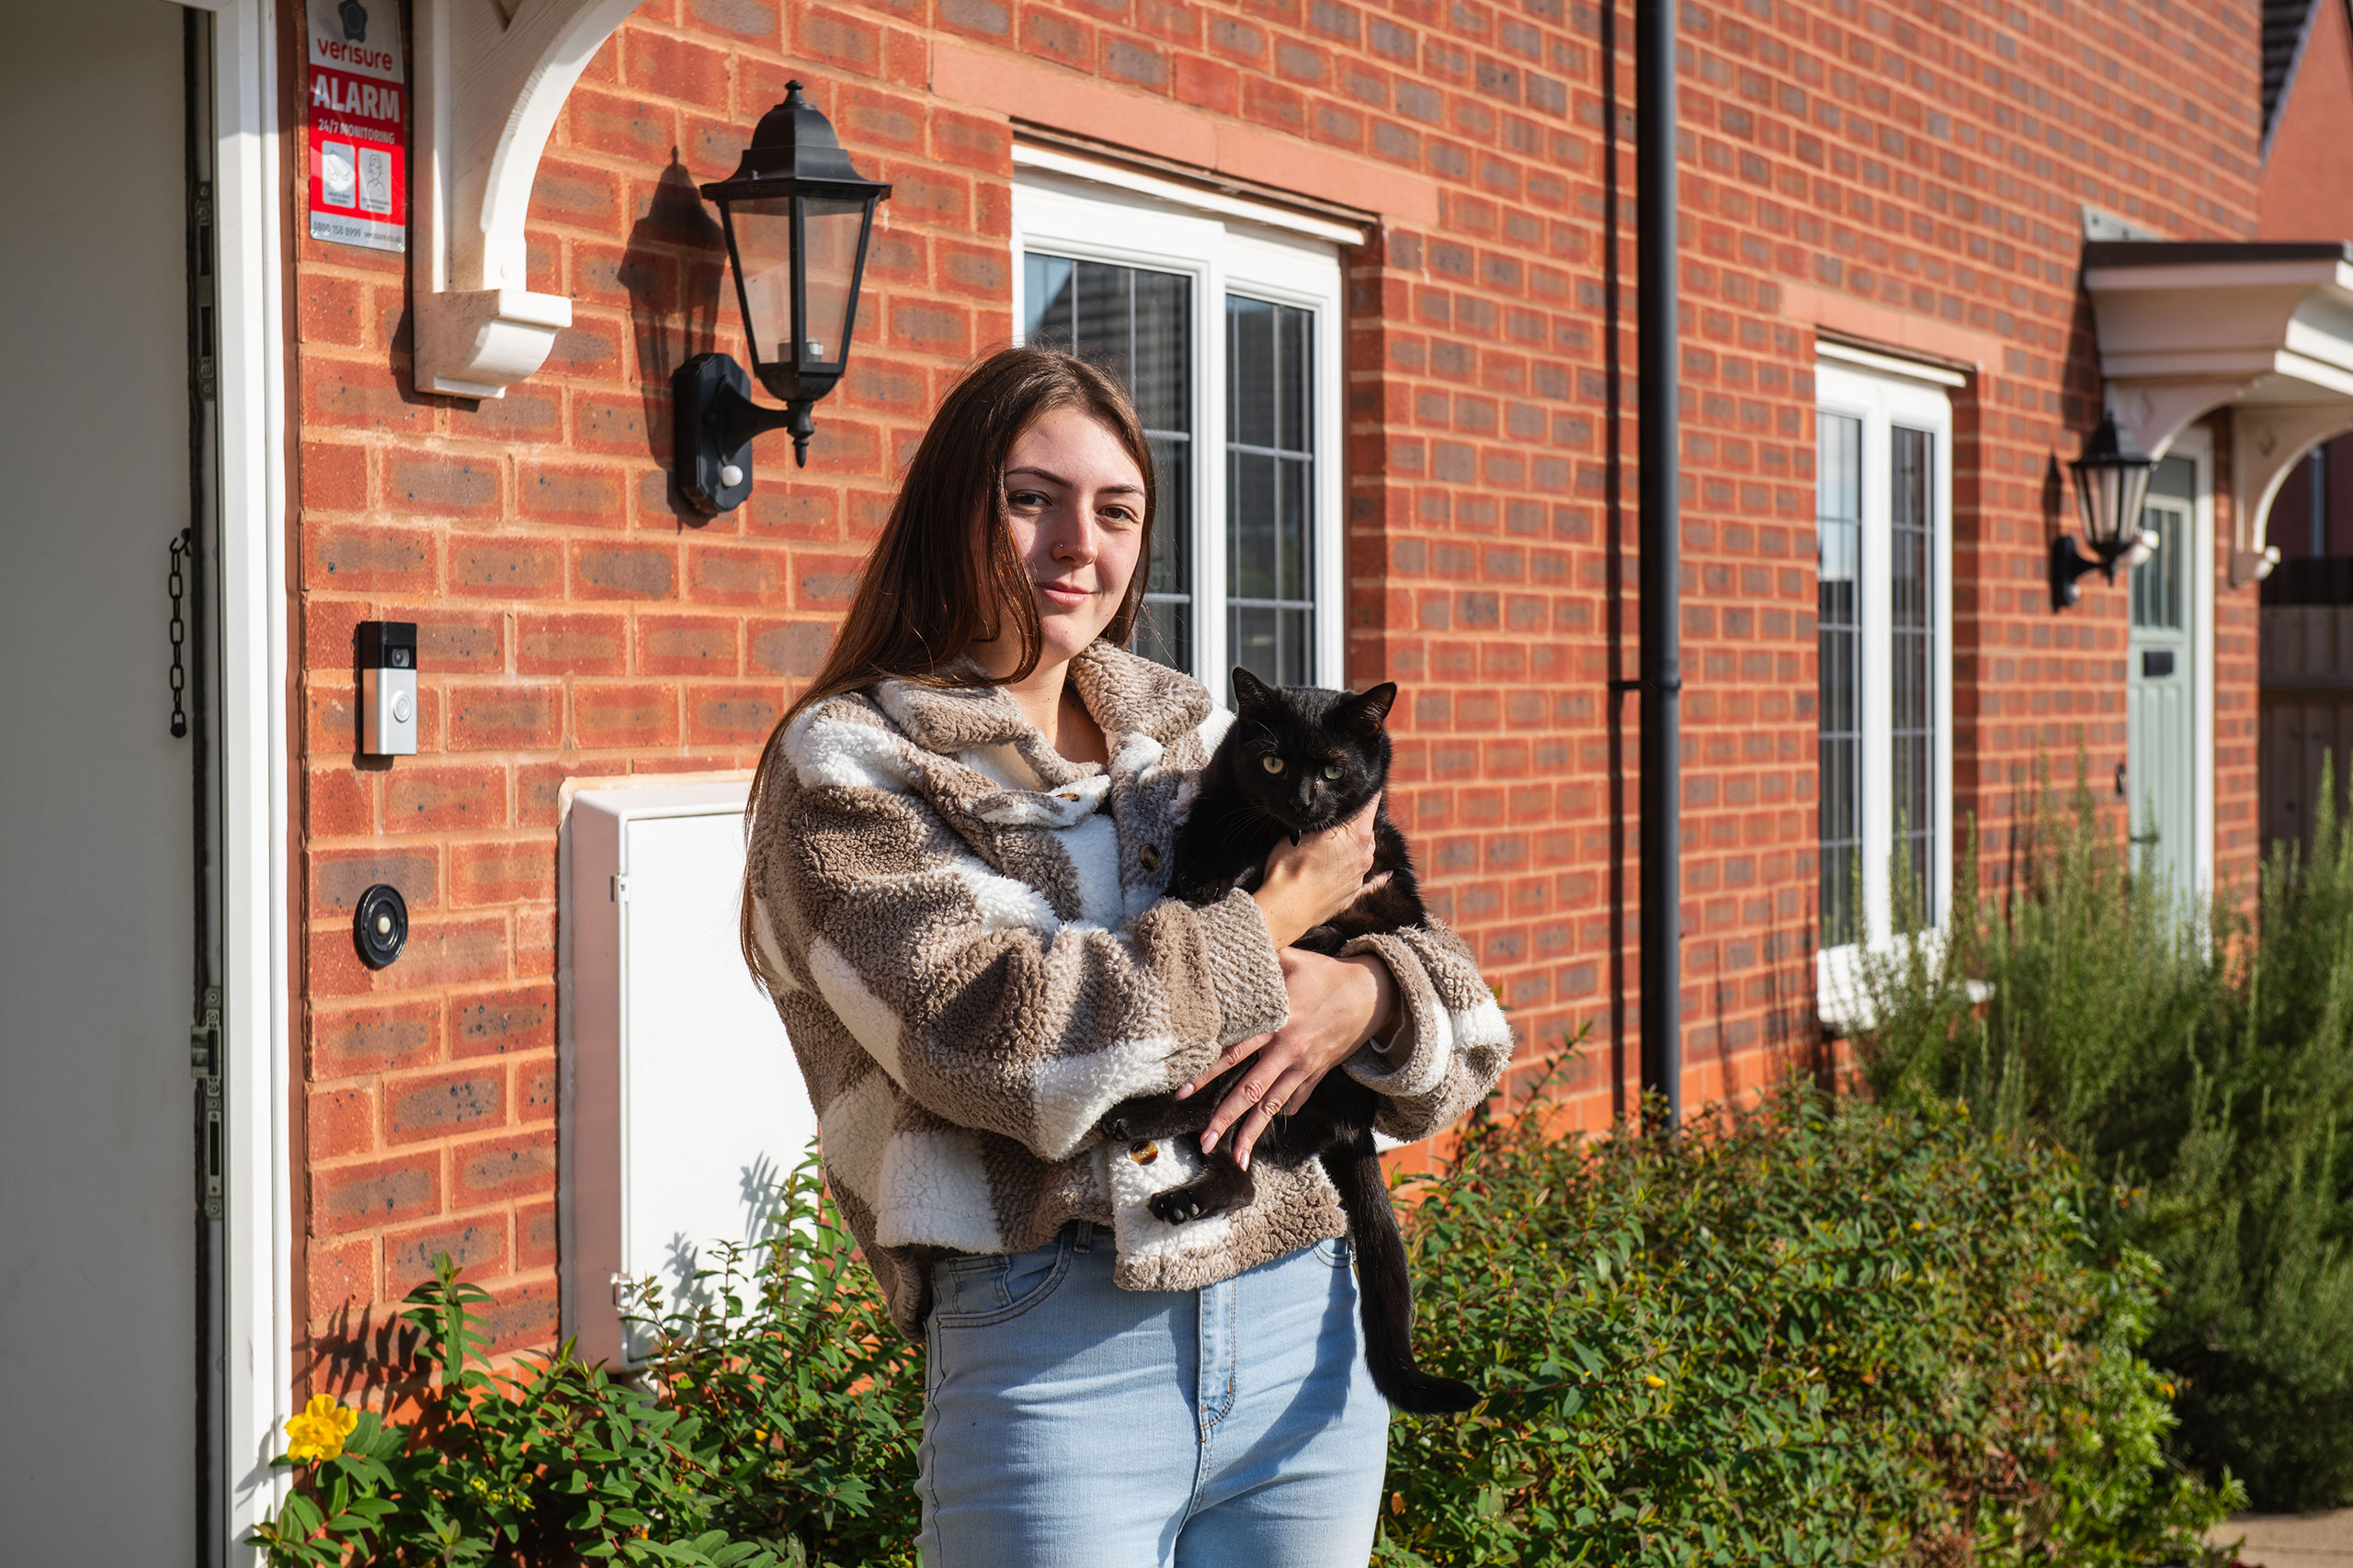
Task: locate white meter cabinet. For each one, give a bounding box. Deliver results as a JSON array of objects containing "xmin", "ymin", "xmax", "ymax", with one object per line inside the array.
[{"xmin": 561, "ymin": 781, "xmax": 815, "ymax": 1368}]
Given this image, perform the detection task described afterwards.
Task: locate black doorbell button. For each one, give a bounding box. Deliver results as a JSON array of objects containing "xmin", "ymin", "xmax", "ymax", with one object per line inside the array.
[{"xmin": 354, "ymin": 884, "xmax": 408, "ymax": 970}]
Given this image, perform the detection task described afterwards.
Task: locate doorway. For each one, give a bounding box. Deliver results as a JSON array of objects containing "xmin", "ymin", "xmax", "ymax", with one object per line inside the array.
[
  {"xmin": 0, "ymin": 2, "xmax": 222, "ymax": 1560},
  {"xmin": 2128, "ymin": 455, "xmax": 2200, "ymax": 895}
]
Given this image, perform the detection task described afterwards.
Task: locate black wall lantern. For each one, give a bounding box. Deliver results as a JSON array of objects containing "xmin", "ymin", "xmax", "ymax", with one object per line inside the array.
[
  {"xmin": 2052, "ymin": 412, "xmax": 2159, "ymax": 609},
  {"xmin": 675, "ymin": 83, "xmax": 891, "ymax": 516}
]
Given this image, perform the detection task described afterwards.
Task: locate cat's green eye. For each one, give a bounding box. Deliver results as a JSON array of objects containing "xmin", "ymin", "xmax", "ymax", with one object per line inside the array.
[
  {"xmin": 1322, "ymin": 764, "xmax": 1343, "ymax": 780},
  {"xmin": 1261, "ymin": 756, "xmax": 1285, "ymax": 775}
]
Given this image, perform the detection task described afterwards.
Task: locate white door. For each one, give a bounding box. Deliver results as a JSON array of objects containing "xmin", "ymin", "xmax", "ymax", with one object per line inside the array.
[
  {"xmin": 0, "ymin": 2, "xmax": 214, "ymax": 1560},
  {"xmin": 2128, "ymin": 456, "xmax": 2199, "ymax": 893}
]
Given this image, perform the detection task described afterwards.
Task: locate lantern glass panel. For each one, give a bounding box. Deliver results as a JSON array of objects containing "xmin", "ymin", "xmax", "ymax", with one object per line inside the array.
[
  {"xmin": 801, "ymin": 194, "xmax": 868, "ymax": 367},
  {"xmin": 2075, "ymin": 463, "xmax": 2129, "ymax": 550},
  {"xmin": 726, "ymin": 197, "xmax": 796, "ymax": 373},
  {"xmin": 2118, "ymin": 466, "xmax": 2154, "ymax": 546}
]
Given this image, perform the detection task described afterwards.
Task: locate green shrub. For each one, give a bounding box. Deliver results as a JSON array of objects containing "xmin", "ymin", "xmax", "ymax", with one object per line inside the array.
[
  {"xmin": 257, "ymin": 1085, "xmax": 2229, "ymax": 1563},
  {"xmin": 1858, "ymin": 761, "xmax": 2353, "ymax": 1509},
  {"xmin": 1381, "ymin": 1082, "xmax": 2235, "ymax": 1567},
  {"xmin": 251, "ymin": 1156, "xmax": 920, "ymax": 1567}
]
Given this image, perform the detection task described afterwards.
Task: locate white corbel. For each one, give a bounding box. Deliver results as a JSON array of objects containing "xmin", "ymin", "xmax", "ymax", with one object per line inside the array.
[
  {"xmin": 2106, "ymin": 381, "xmax": 2244, "ymax": 464},
  {"xmin": 2234, "ymin": 404, "xmax": 2353, "ymax": 585},
  {"xmin": 2087, "ymin": 242, "xmax": 2353, "ymax": 588},
  {"xmin": 413, "ymin": 0, "xmax": 650, "ymax": 398}
]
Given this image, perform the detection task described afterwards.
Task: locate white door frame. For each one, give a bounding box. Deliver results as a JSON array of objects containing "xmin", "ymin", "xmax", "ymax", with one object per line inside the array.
[
  {"xmin": 175, "ymin": 0, "xmax": 296, "ymax": 1554},
  {"xmin": 2120, "ymin": 427, "xmax": 2213, "ymax": 903},
  {"xmin": 2178, "ymin": 423, "xmax": 2218, "ymax": 902}
]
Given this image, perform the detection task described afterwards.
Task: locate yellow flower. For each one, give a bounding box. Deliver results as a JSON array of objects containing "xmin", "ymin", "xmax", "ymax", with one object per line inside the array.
[
  {"xmin": 285, "ymin": 1393, "xmax": 358, "ymax": 1465},
  {"xmin": 1643, "ymin": 1374, "xmax": 1666, "ymax": 1388},
  {"xmin": 2158, "ymin": 1381, "xmax": 2177, "ymax": 1398}
]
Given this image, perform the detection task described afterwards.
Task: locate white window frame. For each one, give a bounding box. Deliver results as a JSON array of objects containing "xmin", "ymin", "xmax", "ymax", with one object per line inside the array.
[
  {"xmin": 1011, "ymin": 165, "xmax": 1348, "ymax": 689},
  {"xmin": 1814, "ymin": 358, "xmax": 1955, "ymax": 1018}
]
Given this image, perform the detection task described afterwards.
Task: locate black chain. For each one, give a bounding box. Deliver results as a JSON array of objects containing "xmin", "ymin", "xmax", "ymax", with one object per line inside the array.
[{"xmin": 168, "ymin": 528, "xmax": 190, "ymax": 739}]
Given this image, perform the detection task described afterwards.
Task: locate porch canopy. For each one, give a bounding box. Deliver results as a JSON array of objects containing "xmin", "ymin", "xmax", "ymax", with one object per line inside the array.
[{"xmin": 2086, "ymin": 239, "xmax": 2353, "ymax": 584}]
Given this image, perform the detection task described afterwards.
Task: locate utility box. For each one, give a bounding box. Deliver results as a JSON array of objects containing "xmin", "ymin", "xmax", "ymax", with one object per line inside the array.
[{"xmin": 561, "ymin": 782, "xmax": 814, "ymax": 1368}]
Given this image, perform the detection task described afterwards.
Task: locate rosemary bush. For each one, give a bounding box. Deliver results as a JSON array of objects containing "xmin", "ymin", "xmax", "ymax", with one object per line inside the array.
[
  {"xmin": 1380, "ymin": 1081, "xmax": 2234, "ymax": 1567},
  {"xmin": 1858, "ymin": 762, "xmax": 2353, "ymax": 1509}
]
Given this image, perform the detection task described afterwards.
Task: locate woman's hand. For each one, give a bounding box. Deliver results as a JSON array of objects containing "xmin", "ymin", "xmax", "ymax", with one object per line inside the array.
[
  {"xmin": 1176, "ymin": 949, "xmax": 1398, "ymax": 1168},
  {"xmin": 1251, "ymin": 795, "xmax": 1383, "ymax": 949}
]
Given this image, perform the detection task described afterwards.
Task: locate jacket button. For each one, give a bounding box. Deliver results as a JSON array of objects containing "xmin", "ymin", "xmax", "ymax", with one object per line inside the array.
[
  {"xmin": 1138, "ymin": 844, "xmax": 1162, "ymax": 871},
  {"xmin": 1129, "ymin": 1140, "xmax": 1159, "ymax": 1165}
]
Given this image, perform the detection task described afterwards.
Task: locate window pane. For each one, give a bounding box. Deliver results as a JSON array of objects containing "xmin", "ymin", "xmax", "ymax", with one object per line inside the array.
[
  {"xmin": 1132, "ymin": 271, "xmax": 1190, "ymax": 433},
  {"xmin": 1818, "ymin": 412, "xmax": 1862, "ymax": 947},
  {"xmin": 1231, "ymin": 450, "xmax": 1278, "ymax": 600},
  {"xmin": 1023, "ymin": 254, "xmax": 1073, "ymax": 344},
  {"xmin": 1231, "ymin": 296, "xmax": 1276, "ymax": 449},
  {"xmin": 2131, "ymin": 506, "xmax": 2183, "ymax": 631},
  {"xmin": 1024, "ymin": 252, "xmax": 1194, "ymax": 672},
  {"xmin": 1891, "ymin": 425, "xmax": 1936, "ymax": 929},
  {"xmin": 1227, "ymin": 295, "xmax": 1315, "ymax": 691}
]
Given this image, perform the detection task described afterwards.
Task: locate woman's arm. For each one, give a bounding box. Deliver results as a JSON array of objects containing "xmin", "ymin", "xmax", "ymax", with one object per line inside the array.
[
  {"xmin": 1186, "ymin": 948, "xmax": 1396, "ymax": 1165},
  {"xmin": 1188, "ymin": 926, "xmax": 1512, "ymax": 1164},
  {"xmin": 1334, "ymin": 922, "xmax": 1515, "ymax": 1142},
  {"xmin": 751, "ymin": 703, "xmax": 1292, "ymax": 1165},
  {"xmin": 1181, "ymin": 807, "xmax": 1513, "ymax": 1162}
]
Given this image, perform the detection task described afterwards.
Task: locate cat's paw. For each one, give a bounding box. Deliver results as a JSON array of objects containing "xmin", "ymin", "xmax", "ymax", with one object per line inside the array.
[{"xmin": 1149, "ymin": 1187, "xmax": 1225, "ymax": 1225}]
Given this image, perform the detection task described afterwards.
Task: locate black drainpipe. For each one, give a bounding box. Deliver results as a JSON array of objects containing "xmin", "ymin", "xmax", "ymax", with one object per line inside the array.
[{"xmin": 1637, "ymin": 0, "xmax": 1683, "ymax": 1125}]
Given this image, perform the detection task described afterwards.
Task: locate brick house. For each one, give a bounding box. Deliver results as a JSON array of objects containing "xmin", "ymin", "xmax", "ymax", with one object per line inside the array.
[{"xmin": 9, "ymin": 0, "xmax": 2353, "ymax": 1553}]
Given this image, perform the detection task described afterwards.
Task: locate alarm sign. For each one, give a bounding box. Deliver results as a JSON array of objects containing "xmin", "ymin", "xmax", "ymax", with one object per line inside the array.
[{"xmin": 305, "ymin": 0, "xmax": 406, "ymax": 253}]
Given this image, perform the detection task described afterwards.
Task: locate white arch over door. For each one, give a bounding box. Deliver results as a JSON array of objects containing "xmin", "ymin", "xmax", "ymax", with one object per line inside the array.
[{"xmin": 2086, "ymin": 241, "xmax": 2353, "ymax": 586}]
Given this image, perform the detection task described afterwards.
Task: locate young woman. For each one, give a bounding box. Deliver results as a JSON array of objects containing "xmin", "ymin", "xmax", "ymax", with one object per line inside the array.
[{"xmin": 742, "ymin": 347, "xmax": 1509, "ymax": 1567}]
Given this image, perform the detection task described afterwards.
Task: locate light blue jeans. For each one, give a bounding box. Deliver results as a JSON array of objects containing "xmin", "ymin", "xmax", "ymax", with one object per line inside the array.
[{"xmin": 916, "ymin": 1223, "xmax": 1390, "ymax": 1567}]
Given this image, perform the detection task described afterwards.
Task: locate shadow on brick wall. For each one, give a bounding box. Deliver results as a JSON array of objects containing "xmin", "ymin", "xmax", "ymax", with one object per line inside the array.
[{"xmin": 623, "ymin": 153, "xmax": 727, "ymax": 522}]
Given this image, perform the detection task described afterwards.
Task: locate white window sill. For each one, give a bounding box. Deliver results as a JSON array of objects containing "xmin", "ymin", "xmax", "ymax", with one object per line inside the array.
[{"xmin": 1815, "ymin": 934, "xmax": 1993, "ymax": 1037}]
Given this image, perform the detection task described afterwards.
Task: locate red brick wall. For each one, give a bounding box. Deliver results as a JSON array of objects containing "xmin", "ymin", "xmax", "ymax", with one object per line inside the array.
[
  {"xmin": 293, "ymin": 0, "xmax": 1019, "ymax": 1374},
  {"xmin": 2215, "ymin": 417, "xmax": 2263, "ymax": 900},
  {"xmin": 288, "ymin": 0, "xmax": 2268, "ymax": 1376}
]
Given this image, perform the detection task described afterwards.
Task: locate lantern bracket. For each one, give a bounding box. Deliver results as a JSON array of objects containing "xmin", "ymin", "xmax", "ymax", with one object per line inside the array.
[
  {"xmin": 412, "ymin": 0, "xmax": 650, "ymax": 398},
  {"xmin": 2049, "ymin": 531, "xmax": 2158, "ymax": 610},
  {"xmin": 674, "ymin": 353, "xmax": 816, "ymax": 516}
]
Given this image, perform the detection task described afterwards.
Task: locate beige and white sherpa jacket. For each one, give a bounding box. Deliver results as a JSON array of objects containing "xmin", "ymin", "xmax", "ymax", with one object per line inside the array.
[{"xmin": 745, "ymin": 642, "xmax": 1512, "ymax": 1337}]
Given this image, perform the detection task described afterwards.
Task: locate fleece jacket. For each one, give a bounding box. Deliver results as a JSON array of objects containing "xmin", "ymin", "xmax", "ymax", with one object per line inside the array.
[{"xmin": 744, "ymin": 641, "xmax": 1514, "ymax": 1337}]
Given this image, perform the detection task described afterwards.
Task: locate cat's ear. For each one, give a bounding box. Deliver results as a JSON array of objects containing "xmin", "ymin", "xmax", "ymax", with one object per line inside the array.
[
  {"xmin": 1229, "ymin": 667, "xmax": 1274, "ymax": 709},
  {"xmin": 1346, "ymin": 682, "xmax": 1398, "ymax": 730}
]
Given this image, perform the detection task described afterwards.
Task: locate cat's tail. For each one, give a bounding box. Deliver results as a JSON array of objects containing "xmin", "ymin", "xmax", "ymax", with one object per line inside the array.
[{"xmin": 1324, "ymin": 1131, "xmax": 1480, "ymax": 1416}]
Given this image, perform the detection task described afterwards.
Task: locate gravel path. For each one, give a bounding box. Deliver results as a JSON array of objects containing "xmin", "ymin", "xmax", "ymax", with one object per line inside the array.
[{"xmin": 2211, "ymin": 1512, "xmax": 2353, "ymax": 1566}]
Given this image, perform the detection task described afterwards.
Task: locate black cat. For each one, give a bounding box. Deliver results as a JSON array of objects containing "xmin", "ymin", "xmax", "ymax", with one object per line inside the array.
[{"xmin": 1105, "ymin": 667, "xmax": 1478, "ymax": 1415}]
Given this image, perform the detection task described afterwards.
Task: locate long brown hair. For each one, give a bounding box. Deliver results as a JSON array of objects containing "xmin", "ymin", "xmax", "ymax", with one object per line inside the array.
[
  {"xmin": 787, "ymin": 346, "xmax": 1155, "ymax": 720},
  {"xmin": 741, "ymin": 347, "xmax": 1157, "ymax": 979}
]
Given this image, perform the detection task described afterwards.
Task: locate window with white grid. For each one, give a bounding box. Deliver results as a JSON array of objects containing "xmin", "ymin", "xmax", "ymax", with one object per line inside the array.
[
  {"xmin": 1814, "ymin": 356, "xmax": 1954, "ymax": 993},
  {"xmin": 1012, "ymin": 164, "xmax": 1348, "ymax": 699}
]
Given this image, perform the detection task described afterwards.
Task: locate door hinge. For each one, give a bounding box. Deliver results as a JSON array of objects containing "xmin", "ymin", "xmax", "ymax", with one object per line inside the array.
[
  {"xmin": 192, "ymin": 986, "xmax": 224, "ymax": 1220},
  {"xmin": 610, "ymin": 873, "xmax": 630, "ymax": 903}
]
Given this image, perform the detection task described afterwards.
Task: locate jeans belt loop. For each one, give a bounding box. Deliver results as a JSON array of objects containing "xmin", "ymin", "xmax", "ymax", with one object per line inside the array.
[{"xmin": 1074, "ymin": 1220, "xmax": 1093, "ymax": 1254}]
